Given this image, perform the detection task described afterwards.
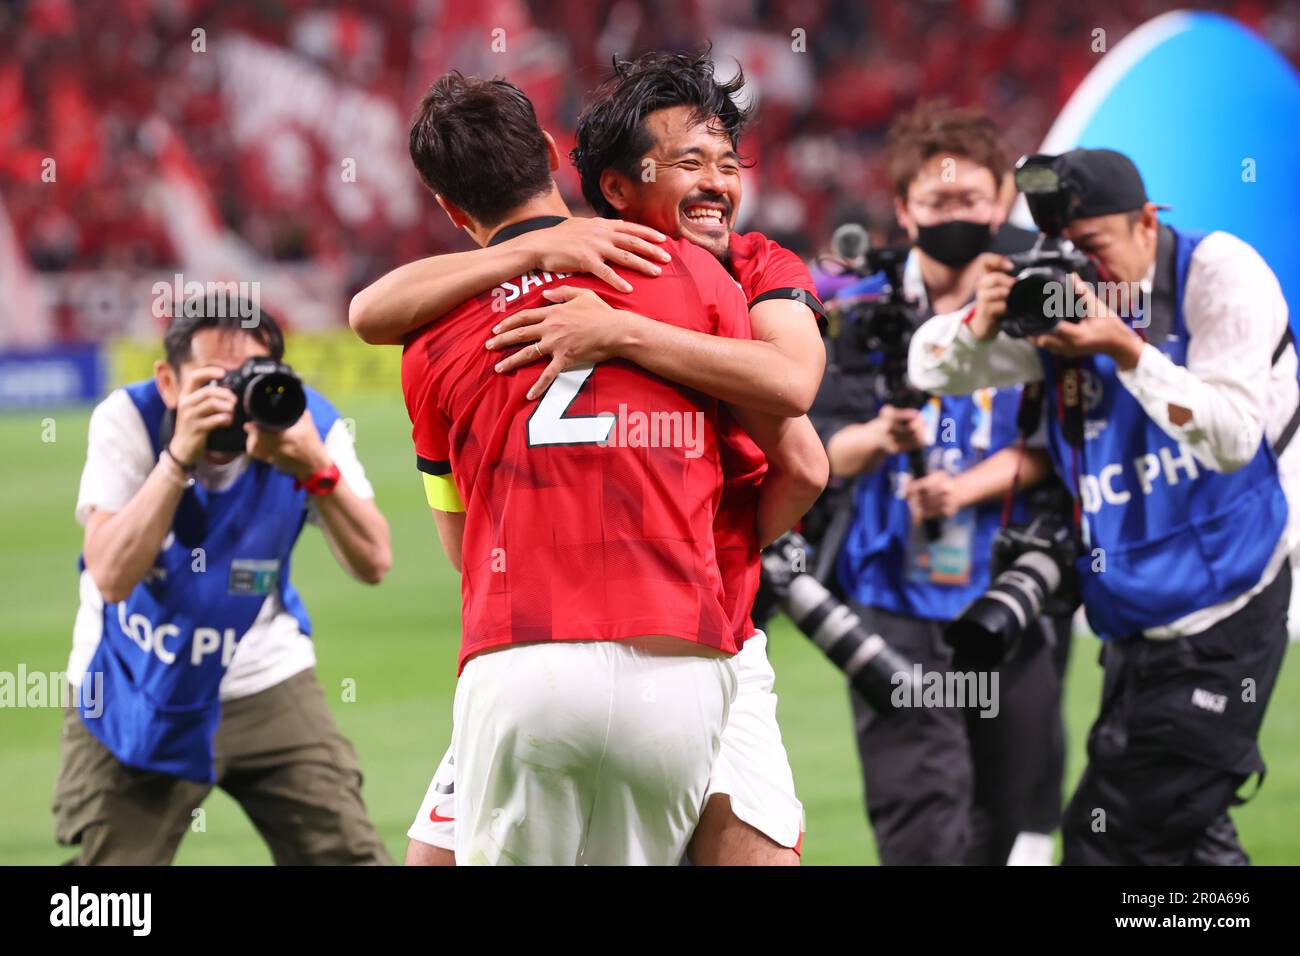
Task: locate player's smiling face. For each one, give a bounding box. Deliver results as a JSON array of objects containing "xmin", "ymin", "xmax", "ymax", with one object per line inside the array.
[{"xmin": 619, "ymin": 105, "xmax": 743, "ymax": 258}]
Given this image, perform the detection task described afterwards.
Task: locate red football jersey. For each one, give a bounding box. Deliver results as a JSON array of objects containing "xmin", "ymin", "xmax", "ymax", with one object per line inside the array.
[
  {"xmin": 714, "ymin": 231, "xmax": 825, "ymax": 642},
  {"xmin": 403, "ymin": 220, "xmax": 753, "ymax": 671}
]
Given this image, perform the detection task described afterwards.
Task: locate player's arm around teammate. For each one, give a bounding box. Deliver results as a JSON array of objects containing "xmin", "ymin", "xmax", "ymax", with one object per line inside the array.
[
  {"xmin": 350, "ymin": 215, "xmax": 828, "ymax": 554},
  {"xmin": 491, "ymin": 285, "xmax": 828, "ymax": 542},
  {"xmin": 349, "ymin": 216, "xmax": 672, "ymax": 344}
]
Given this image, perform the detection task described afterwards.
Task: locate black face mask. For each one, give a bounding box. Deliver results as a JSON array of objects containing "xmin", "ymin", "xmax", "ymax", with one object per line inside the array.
[{"xmin": 915, "ymin": 220, "xmax": 993, "ymax": 267}]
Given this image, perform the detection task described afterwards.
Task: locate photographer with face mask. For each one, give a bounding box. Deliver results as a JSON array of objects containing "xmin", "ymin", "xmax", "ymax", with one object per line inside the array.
[
  {"xmin": 909, "ymin": 147, "xmax": 1298, "ymax": 865},
  {"xmin": 809, "ymin": 103, "xmax": 1070, "ymax": 866}
]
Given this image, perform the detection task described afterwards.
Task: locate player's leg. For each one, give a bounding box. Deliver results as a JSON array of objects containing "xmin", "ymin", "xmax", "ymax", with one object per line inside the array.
[
  {"xmin": 576, "ymin": 636, "xmax": 737, "ymax": 865},
  {"xmin": 688, "ymin": 631, "xmax": 802, "ymax": 866},
  {"xmin": 216, "ymin": 669, "xmax": 393, "ymax": 865},
  {"xmin": 690, "ymin": 794, "xmax": 798, "ymax": 865},
  {"xmin": 406, "ymin": 839, "xmax": 456, "ymax": 866},
  {"xmin": 405, "ymin": 745, "xmax": 456, "ymax": 866},
  {"xmin": 52, "ymin": 707, "xmax": 211, "ymax": 865}
]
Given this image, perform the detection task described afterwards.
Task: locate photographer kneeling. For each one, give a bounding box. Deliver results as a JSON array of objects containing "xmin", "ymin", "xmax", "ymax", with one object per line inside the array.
[
  {"xmin": 909, "ymin": 147, "xmax": 1298, "ymax": 865},
  {"xmin": 811, "ymin": 104, "xmax": 1071, "ymax": 866},
  {"xmin": 53, "ymin": 295, "xmax": 394, "ymax": 865}
]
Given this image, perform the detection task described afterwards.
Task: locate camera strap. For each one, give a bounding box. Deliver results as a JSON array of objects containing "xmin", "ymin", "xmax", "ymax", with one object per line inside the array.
[
  {"xmin": 999, "ymin": 381, "xmax": 1045, "ymax": 528},
  {"xmin": 999, "ymin": 432, "xmax": 1028, "ymax": 529},
  {"xmin": 1053, "ymin": 361, "xmax": 1086, "ymax": 531},
  {"xmin": 1001, "ymin": 376, "xmax": 1084, "ymax": 533},
  {"xmin": 812, "ymin": 483, "xmax": 857, "ymax": 588},
  {"xmin": 1270, "ymin": 327, "xmax": 1300, "ymax": 457}
]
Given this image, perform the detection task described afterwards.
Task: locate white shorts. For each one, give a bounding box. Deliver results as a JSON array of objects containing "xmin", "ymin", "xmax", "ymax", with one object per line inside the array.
[
  {"xmin": 449, "ymin": 636, "xmax": 736, "ymax": 866},
  {"xmin": 702, "ymin": 631, "xmax": 805, "ymax": 850},
  {"xmin": 409, "ymin": 745, "xmax": 457, "ymax": 851},
  {"xmin": 408, "ymin": 630, "xmax": 803, "ymax": 855}
]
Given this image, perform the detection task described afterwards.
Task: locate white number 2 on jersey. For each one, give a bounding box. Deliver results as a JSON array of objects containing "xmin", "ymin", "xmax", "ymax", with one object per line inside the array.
[{"xmin": 526, "ymin": 364, "xmax": 616, "ymax": 447}]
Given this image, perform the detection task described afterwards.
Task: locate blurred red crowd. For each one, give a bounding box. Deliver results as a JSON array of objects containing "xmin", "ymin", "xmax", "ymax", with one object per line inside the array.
[{"xmin": 2, "ymin": 0, "xmax": 1296, "ymax": 318}]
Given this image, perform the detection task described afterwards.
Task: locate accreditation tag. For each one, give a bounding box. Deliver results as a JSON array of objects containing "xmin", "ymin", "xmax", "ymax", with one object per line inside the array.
[
  {"xmin": 229, "ymin": 559, "xmax": 280, "ymax": 596},
  {"xmin": 905, "ymin": 510, "xmax": 974, "ymax": 587}
]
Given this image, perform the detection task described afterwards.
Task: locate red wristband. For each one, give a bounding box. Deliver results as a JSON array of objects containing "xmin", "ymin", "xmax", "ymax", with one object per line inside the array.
[{"xmin": 296, "ymin": 462, "xmax": 341, "ymax": 497}]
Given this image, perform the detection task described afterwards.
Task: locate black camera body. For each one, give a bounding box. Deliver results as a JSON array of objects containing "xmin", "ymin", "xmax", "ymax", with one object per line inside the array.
[
  {"xmin": 206, "ymin": 357, "xmax": 307, "ymax": 453},
  {"xmin": 824, "ymin": 244, "xmax": 941, "ymax": 544},
  {"xmin": 1002, "ymin": 239, "xmax": 1095, "ymax": 339},
  {"xmin": 989, "ymin": 511, "xmax": 1081, "ymax": 617},
  {"xmin": 1000, "ymin": 154, "xmax": 1097, "ymax": 339},
  {"xmin": 944, "ymin": 481, "xmax": 1081, "ymax": 669},
  {"xmin": 830, "ymin": 246, "xmax": 923, "ymax": 406}
]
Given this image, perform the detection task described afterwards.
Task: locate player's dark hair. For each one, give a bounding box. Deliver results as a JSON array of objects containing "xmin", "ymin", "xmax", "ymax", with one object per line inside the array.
[
  {"xmin": 886, "ymin": 100, "xmax": 1008, "ymax": 200},
  {"xmin": 163, "ymin": 292, "xmax": 285, "ymax": 368},
  {"xmin": 409, "ymin": 72, "xmax": 554, "ymax": 227},
  {"xmin": 573, "ymin": 49, "xmax": 754, "ymax": 217}
]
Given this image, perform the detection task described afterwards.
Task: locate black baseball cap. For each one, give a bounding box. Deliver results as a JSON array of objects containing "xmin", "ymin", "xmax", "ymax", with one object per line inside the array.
[{"xmin": 1057, "ymin": 148, "xmax": 1170, "ymax": 218}]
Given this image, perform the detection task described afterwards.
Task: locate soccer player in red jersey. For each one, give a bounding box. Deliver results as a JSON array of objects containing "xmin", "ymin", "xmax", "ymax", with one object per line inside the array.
[
  {"xmin": 396, "ymin": 72, "xmax": 822, "ymax": 865},
  {"xmin": 354, "ymin": 54, "xmax": 826, "ymax": 866}
]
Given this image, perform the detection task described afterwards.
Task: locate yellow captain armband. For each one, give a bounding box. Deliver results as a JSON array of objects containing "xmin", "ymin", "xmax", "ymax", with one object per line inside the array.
[{"xmin": 421, "ymin": 471, "xmax": 465, "ymax": 513}]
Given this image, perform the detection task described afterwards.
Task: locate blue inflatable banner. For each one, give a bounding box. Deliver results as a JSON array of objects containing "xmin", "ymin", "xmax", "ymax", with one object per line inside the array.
[{"xmin": 1022, "ymin": 10, "xmax": 1300, "ymax": 330}]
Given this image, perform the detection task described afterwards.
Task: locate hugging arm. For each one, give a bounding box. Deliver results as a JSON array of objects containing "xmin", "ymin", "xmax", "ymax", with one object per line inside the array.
[{"xmin": 348, "ymin": 219, "xmax": 670, "ymax": 345}]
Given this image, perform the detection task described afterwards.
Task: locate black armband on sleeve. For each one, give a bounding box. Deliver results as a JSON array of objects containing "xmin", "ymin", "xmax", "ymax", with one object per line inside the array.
[{"xmin": 749, "ymin": 287, "xmax": 828, "ymax": 331}]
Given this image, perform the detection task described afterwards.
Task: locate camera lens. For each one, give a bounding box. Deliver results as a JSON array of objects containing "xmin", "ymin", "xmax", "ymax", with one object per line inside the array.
[
  {"xmin": 1004, "ymin": 267, "xmax": 1066, "ymax": 338},
  {"xmin": 243, "ymin": 370, "xmax": 307, "ymax": 431},
  {"xmin": 946, "ymin": 549, "xmax": 1062, "ymax": 668},
  {"xmin": 783, "ymin": 574, "xmax": 915, "ymax": 714}
]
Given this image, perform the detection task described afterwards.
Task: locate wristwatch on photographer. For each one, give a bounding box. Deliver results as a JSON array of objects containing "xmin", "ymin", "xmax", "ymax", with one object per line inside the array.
[{"xmin": 296, "ymin": 462, "xmax": 341, "ymax": 497}]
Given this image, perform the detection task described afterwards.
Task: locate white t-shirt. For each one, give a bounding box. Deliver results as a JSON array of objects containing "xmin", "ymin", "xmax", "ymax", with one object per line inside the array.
[{"xmin": 70, "ymin": 387, "xmax": 375, "ymax": 700}]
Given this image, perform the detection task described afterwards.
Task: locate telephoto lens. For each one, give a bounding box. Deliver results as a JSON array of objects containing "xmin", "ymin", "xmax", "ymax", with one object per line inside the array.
[
  {"xmin": 760, "ymin": 533, "xmax": 916, "ymax": 714},
  {"xmin": 945, "ymin": 511, "xmax": 1078, "ymax": 670},
  {"xmin": 944, "ymin": 549, "xmax": 1062, "ymax": 670}
]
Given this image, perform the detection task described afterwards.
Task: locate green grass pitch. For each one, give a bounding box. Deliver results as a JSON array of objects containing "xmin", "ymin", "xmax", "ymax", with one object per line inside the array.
[{"xmin": 1, "ymin": 397, "xmax": 1296, "ymax": 865}]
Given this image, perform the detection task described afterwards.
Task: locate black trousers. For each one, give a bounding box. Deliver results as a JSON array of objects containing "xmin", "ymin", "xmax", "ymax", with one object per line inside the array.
[
  {"xmin": 848, "ymin": 603, "xmax": 1070, "ymax": 865},
  {"xmin": 1061, "ymin": 563, "xmax": 1291, "ymax": 866}
]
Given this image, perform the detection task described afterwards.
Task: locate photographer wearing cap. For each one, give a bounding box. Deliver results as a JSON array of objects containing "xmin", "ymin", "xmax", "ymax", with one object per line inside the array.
[
  {"xmin": 810, "ymin": 103, "xmax": 1070, "ymax": 866},
  {"xmin": 908, "ymin": 147, "xmax": 1298, "ymax": 864},
  {"xmin": 52, "ymin": 294, "xmax": 393, "ymax": 865}
]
